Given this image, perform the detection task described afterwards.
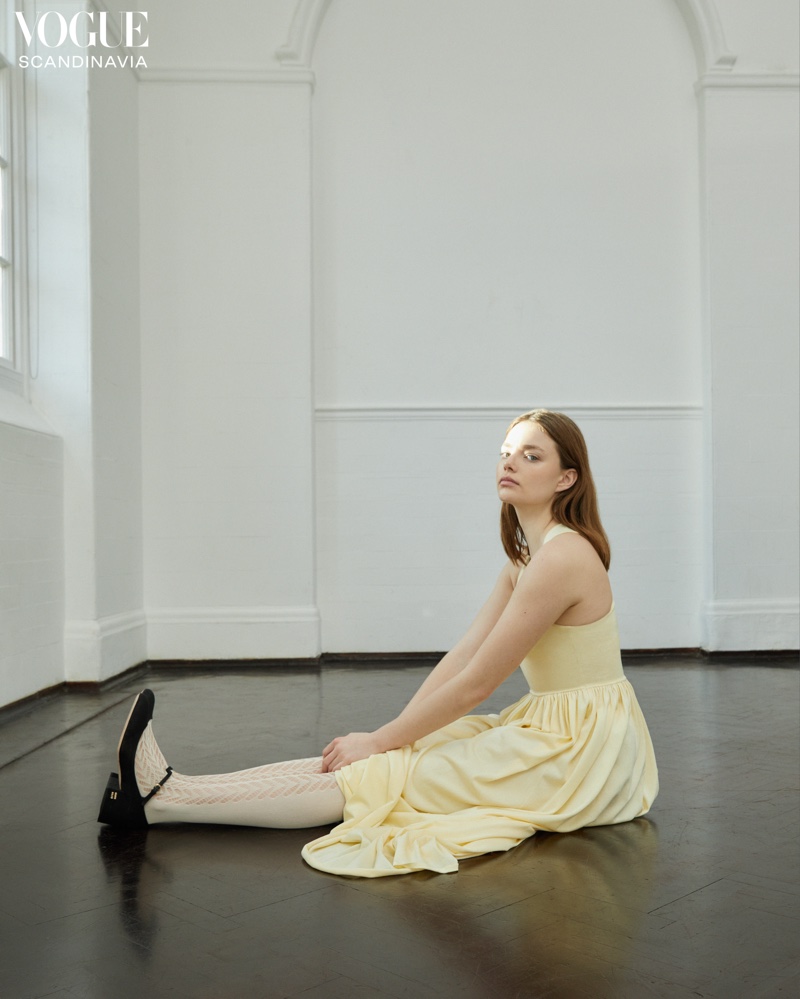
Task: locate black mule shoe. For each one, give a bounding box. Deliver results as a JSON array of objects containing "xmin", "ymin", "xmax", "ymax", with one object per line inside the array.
[{"xmin": 97, "ymin": 689, "xmax": 173, "ymax": 828}]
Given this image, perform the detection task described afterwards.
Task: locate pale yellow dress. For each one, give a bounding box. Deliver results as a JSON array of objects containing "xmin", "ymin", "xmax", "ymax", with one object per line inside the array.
[{"xmin": 302, "ymin": 526, "xmax": 659, "ymax": 878}]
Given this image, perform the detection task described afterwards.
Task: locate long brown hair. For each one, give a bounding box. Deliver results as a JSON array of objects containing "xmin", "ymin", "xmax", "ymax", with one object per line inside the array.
[{"xmin": 499, "ymin": 409, "xmax": 611, "ymax": 569}]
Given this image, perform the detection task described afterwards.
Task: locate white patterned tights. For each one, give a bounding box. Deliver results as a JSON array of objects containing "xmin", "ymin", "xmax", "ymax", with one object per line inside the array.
[{"xmin": 134, "ymin": 722, "xmax": 345, "ymax": 829}]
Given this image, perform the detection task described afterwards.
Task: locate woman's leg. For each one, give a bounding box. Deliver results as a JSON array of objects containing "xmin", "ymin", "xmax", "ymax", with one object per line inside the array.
[{"xmin": 134, "ymin": 721, "xmax": 345, "ymax": 830}]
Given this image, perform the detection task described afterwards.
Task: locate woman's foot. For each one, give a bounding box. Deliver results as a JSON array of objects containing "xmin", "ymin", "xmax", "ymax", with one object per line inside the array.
[{"xmin": 97, "ymin": 690, "xmax": 173, "ymax": 828}]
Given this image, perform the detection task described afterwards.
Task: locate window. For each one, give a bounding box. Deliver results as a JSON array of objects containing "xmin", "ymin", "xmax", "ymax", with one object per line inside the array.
[
  {"xmin": 0, "ymin": 3, "xmax": 25, "ymax": 392},
  {"xmin": 0, "ymin": 54, "xmax": 11, "ymax": 362}
]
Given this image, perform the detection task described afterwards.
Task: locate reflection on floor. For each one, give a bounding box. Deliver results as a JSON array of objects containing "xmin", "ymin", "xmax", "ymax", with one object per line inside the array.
[{"xmin": 0, "ymin": 656, "xmax": 798, "ymax": 999}]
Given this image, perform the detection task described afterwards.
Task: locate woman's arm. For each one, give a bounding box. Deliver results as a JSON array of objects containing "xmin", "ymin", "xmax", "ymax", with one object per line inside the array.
[{"xmin": 322, "ymin": 538, "xmax": 591, "ymax": 771}]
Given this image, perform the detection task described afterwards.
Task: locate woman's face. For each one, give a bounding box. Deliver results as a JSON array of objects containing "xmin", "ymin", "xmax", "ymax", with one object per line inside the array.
[{"xmin": 497, "ymin": 421, "xmax": 575, "ymax": 509}]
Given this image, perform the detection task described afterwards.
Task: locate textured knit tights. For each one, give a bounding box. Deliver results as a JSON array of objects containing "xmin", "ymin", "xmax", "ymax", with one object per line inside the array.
[{"xmin": 134, "ymin": 722, "xmax": 345, "ymax": 828}]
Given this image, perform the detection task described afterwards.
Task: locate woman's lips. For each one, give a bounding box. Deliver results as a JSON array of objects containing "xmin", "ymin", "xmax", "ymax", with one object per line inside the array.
[{"xmin": 498, "ymin": 477, "xmax": 518, "ymax": 487}]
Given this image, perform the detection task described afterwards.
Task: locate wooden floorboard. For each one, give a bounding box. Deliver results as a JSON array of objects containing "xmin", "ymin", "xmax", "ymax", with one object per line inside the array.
[{"xmin": 0, "ymin": 659, "xmax": 797, "ymax": 999}]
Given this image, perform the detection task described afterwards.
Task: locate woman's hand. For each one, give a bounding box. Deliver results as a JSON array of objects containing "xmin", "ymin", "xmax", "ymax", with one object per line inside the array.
[{"xmin": 321, "ymin": 732, "xmax": 382, "ymax": 772}]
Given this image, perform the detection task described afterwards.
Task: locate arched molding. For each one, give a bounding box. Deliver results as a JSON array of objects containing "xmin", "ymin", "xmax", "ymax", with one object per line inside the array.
[
  {"xmin": 672, "ymin": 0, "xmax": 737, "ymax": 75},
  {"xmin": 276, "ymin": 0, "xmax": 332, "ymax": 67},
  {"xmin": 274, "ymin": 0, "xmax": 735, "ymax": 78}
]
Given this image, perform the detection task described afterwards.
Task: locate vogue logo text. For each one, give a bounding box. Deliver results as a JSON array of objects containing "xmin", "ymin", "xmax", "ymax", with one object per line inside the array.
[{"xmin": 15, "ymin": 10, "xmax": 149, "ymax": 69}]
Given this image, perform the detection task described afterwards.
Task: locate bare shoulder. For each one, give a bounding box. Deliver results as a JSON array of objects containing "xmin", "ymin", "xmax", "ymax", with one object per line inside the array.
[
  {"xmin": 523, "ymin": 531, "xmax": 611, "ymax": 623},
  {"xmin": 534, "ymin": 531, "xmax": 602, "ymax": 570}
]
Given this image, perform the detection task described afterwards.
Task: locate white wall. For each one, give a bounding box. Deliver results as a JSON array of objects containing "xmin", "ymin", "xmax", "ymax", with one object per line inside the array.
[
  {"xmin": 312, "ymin": 0, "xmax": 706, "ymax": 651},
  {"xmin": 700, "ymin": 82, "xmax": 799, "ymax": 648},
  {"xmin": 139, "ymin": 19, "xmax": 319, "ymax": 658},
  {"xmin": 88, "ymin": 56, "xmax": 146, "ymax": 675},
  {"xmin": 0, "ymin": 418, "xmax": 63, "ymax": 704},
  {"xmin": 313, "ymin": 0, "xmax": 703, "ymax": 409}
]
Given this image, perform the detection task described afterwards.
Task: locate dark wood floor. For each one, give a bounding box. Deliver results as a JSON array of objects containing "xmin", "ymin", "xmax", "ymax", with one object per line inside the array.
[{"xmin": 0, "ymin": 656, "xmax": 798, "ymax": 999}]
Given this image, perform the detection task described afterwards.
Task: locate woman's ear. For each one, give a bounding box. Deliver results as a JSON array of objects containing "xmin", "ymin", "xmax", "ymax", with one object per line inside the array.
[{"xmin": 556, "ymin": 468, "xmax": 577, "ymax": 492}]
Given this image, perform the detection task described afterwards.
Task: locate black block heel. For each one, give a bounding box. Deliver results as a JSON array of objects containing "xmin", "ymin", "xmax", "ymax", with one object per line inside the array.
[
  {"xmin": 97, "ymin": 767, "xmax": 174, "ymax": 828},
  {"xmin": 98, "ymin": 771, "xmax": 147, "ymax": 827},
  {"xmin": 97, "ymin": 689, "xmax": 173, "ymax": 828}
]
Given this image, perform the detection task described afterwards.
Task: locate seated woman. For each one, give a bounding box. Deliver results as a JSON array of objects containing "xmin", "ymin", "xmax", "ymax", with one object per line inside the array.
[{"xmin": 98, "ymin": 409, "xmax": 658, "ymax": 878}]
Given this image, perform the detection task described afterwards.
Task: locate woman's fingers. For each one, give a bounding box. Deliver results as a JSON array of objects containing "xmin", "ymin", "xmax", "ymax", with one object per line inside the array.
[
  {"xmin": 321, "ymin": 736, "xmax": 340, "ymax": 772},
  {"xmin": 323, "ymin": 732, "xmax": 369, "ymax": 771}
]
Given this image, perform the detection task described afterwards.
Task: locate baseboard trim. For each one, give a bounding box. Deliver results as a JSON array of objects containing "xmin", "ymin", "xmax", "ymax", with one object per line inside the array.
[
  {"xmin": 145, "ymin": 605, "xmax": 321, "ymax": 660},
  {"xmin": 147, "ymin": 657, "xmax": 322, "ymax": 670},
  {"xmin": 0, "ymin": 679, "xmax": 68, "ymax": 724},
  {"xmin": 64, "ymin": 610, "xmax": 147, "ymax": 682},
  {"xmin": 320, "ymin": 651, "xmax": 445, "ymax": 666},
  {"xmin": 704, "ymin": 599, "xmax": 800, "ymax": 652},
  {"xmin": 0, "ymin": 661, "xmax": 150, "ymax": 716}
]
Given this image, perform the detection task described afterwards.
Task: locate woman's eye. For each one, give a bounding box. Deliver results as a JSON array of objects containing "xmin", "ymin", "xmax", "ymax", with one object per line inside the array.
[
  {"xmin": 525, "ymin": 454, "xmax": 539, "ymax": 461},
  {"xmin": 499, "ymin": 451, "xmax": 509, "ymax": 458}
]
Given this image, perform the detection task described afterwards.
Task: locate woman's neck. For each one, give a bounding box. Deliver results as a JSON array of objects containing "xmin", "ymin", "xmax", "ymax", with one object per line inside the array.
[{"xmin": 516, "ymin": 508, "xmax": 557, "ymax": 559}]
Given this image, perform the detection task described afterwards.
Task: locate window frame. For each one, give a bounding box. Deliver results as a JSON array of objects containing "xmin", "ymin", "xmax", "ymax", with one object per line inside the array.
[{"xmin": 0, "ymin": 7, "xmax": 28, "ymax": 396}]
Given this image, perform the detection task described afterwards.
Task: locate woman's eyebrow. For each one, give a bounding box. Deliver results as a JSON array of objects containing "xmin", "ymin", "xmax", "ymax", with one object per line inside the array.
[{"xmin": 503, "ymin": 443, "xmax": 545, "ymax": 453}]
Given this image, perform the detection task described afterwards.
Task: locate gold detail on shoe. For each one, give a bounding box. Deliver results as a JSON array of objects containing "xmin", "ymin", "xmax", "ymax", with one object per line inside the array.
[{"xmin": 110, "ymin": 791, "xmax": 118, "ymax": 800}]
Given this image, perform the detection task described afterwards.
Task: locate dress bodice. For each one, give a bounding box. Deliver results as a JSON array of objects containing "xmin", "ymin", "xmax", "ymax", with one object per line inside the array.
[
  {"xmin": 519, "ymin": 605, "xmax": 625, "ymax": 693},
  {"xmin": 518, "ymin": 523, "xmax": 624, "ymax": 694}
]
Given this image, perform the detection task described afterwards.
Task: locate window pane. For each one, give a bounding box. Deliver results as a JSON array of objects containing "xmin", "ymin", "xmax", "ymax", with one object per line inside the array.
[
  {"xmin": 0, "ymin": 67, "xmax": 7, "ymax": 266},
  {"xmin": 0, "ymin": 264, "xmax": 8, "ymax": 361},
  {"xmin": 0, "ymin": 163, "xmax": 7, "ymax": 260},
  {"xmin": 0, "ymin": 62, "xmax": 8, "ymax": 359},
  {"xmin": 0, "ymin": 67, "xmax": 8, "ymax": 161}
]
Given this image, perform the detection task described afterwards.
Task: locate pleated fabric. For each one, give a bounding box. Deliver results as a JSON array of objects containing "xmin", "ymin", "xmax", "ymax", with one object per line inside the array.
[{"xmin": 302, "ymin": 553, "xmax": 658, "ymax": 878}]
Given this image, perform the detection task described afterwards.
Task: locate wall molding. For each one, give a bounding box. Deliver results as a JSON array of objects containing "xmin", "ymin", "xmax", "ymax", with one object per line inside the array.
[
  {"xmin": 272, "ymin": 0, "xmax": 734, "ymax": 80},
  {"xmin": 697, "ymin": 72, "xmax": 800, "ymax": 92},
  {"xmin": 316, "ymin": 404, "xmax": 703, "ymax": 423},
  {"xmin": 146, "ymin": 606, "xmax": 319, "ymax": 626},
  {"xmin": 64, "ymin": 610, "xmax": 147, "ymax": 682},
  {"xmin": 258, "ymin": 2, "xmax": 730, "ymax": 78},
  {"xmin": 64, "ymin": 607, "xmax": 323, "ymax": 673},
  {"xmin": 89, "ymin": 0, "xmax": 796, "ymax": 92},
  {"xmin": 276, "ymin": 0, "xmax": 332, "ymax": 67},
  {"xmin": 64, "ymin": 609, "xmax": 146, "ymax": 644},
  {"xmin": 70, "ymin": 0, "xmax": 796, "ymax": 93},
  {"xmin": 137, "ymin": 68, "xmax": 315, "ymax": 86},
  {"xmin": 704, "ymin": 599, "xmax": 800, "ymax": 652},
  {"xmin": 673, "ymin": 0, "xmax": 737, "ymax": 75}
]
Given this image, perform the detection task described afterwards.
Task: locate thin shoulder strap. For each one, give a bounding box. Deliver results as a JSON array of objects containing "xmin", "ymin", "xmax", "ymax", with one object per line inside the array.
[
  {"xmin": 542, "ymin": 523, "xmax": 578, "ymax": 544},
  {"xmin": 517, "ymin": 525, "xmax": 579, "ymax": 584}
]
